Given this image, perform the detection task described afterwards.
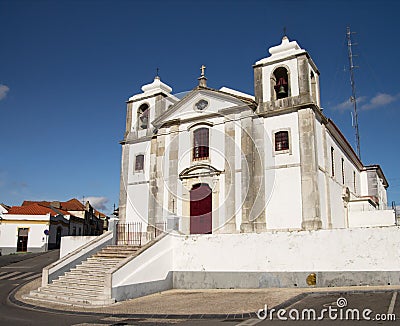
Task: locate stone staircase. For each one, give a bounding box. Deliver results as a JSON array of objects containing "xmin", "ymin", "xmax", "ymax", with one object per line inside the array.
[{"xmin": 26, "ymin": 245, "xmax": 139, "ymax": 305}]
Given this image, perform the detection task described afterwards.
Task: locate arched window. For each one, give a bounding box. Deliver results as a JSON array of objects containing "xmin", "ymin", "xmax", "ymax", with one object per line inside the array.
[
  {"xmin": 193, "ymin": 128, "xmax": 209, "ymax": 160},
  {"xmin": 275, "ymin": 130, "xmax": 289, "ymax": 151},
  {"xmin": 273, "ymin": 67, "xmax": 289, "ymax": 99},
  {"xmin": 137, "ymin": 103, "xmax": 149, "ymax": 130},
  {"xmin": 135, "ymin": 154, "xmax": 144, "ymax": 171}
]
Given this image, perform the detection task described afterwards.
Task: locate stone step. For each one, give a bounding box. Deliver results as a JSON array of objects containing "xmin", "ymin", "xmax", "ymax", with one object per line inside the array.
[
  {"xmin": 75, "ymin": 264, "xmax": 115, "ymax": 271},
  {"xmin": 94, "ymin": 253, "xmax": 133, "ymax": 258},
  {"xmin": 62, "ymin": 270, "xmax": 107, "ymax": 277},
  {"xmin": 44, "ymin": 284, "xmax": 106, "ymax": 294},
  {"xmin": 65, "ymin": 270, "xmax": 108, "ymax": 278},
  {"xmin": 26, "ymin": 290, "xmax": 115, "ymax": 306},
  {"xmin": 80, "ymin": 260, "xmax": 121, "ymax": 266},
  {"xmin": 100, "ymin": 246, "xmax": 138, "ymax": 250},
  {"xmin": 86, "ymin": 257, "xmax": 122, "ymax": 262},
  {"xmin": 25, "ymin": 244, "xmax": 145, "ymax": 306},
  {"xmin": 52, "ymin": 279, "xmax": 105, "ymax": 289},
  {"xmin": 96, "ymin": 249, "xmax": 136, "ymax": 254},
  {"xmin": 58, "ymin": 278, "xmax": 105, "ymax": 287},
  {"xmin": 38, "ymin": 285, "xmax": 106, "ymax": 296}
]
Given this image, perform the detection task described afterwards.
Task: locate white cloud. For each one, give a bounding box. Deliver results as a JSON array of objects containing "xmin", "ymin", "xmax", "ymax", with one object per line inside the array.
[
  {"xmin": 360, "ymin": 93, "xmax": 397, "ymax": 110},
  {"xmin": 0, "ymin": 84, "xmax": 10, "ymax": 101},
  {"xmin": 331, "ymin": 96, "xmax": 366, "ymax": 111},
  {"xmin": 332, "ymin": 93, "xmax": 398, "ymax": 111},
  {"xmin": 85, "ymin": 196, "xmax": 109, "ymax": 211}
]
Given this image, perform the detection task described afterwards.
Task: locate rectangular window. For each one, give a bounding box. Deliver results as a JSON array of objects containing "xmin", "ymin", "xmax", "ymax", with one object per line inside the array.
[
  {"xmin": 135, "ymin": 154, "xmax": 144, "ymax": 171},
  {"xmin": 341, "ymin": 158, "xmax": 345, "ymax": 184},
  {"xmin": 331, "ymin": 147, "xmax": 335, "ymax": 177},
  {"xmin": 275, "ymin": 131, "xmax": 289, "ymax": 151},
  {"xmin": 193, "ymin": 128, "xmax": 209, "ymax": 160}
]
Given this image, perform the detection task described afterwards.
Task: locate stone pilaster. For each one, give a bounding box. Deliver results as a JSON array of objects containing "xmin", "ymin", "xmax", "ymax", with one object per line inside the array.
[
  {"xmin": 297, "ymin": 54, "xmax": 311, "ymax": 96},
  {"xmin": 240, "ymin": 115, "xmax": 254, "ymax": 233},
  {"xmin": 118, "ymin": 144, "xmax": 129, "ymax": 223},
  {"xmin": 322, "ymin": 124, "xmax": 332, "ymax": 228},
  {"xmin": 298, "ymin": 108, "xmax": 322, "ymax": 230},
  {"xmin": 223, "ymin": 116, "xmax": 237, "ymax": 233},
  {"xmin": 254, "ymin": 66, "xmax": 263, "ymax": 104},
  {"xmin": 125, "ymin": 102, "xmax": 133, "ymax": 137},
  {"xmin": 168, "ymin": 125, "xmax": 179, "ymax": 214},
  {"xmin": 154, "ymin": 129, "xmax": 166, "ymax": 225},
  {"xmin": 147, "ymin": 137, "xmax": 158, "ymax": 236},
  {"xmin": 251, "ymin": 117, "xmax": 266, "ymax": 232}
]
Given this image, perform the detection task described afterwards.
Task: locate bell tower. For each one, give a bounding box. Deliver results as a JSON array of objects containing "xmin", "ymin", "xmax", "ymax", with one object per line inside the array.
[
  {"xmin": 253, "ymin": 36, "xmax": 323, "ymax": 231},
  {"xmin": 253, "ymin": 36, "xmax": 321, "ymax": 113}
]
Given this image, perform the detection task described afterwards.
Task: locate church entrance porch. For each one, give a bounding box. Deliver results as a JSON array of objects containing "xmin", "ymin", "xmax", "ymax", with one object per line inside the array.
[{"xmin": 190, "ymin": 183, "xmax": 212, "ymax": 234}]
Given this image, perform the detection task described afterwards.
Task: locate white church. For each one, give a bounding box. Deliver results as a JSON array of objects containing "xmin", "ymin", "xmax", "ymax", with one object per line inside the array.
[
  {"xmin": 119, "ymin": 35, "xmax": 394, "ymax": 237},
  {"xmin": 26, "ymin": 36, "xmax": 399, "ymax": 306}
]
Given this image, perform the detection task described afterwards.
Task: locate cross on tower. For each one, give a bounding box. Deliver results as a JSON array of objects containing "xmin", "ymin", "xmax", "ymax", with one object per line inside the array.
[{"xmin": 200, "ymin": 65, "xmax": 206, "ymax": 77}]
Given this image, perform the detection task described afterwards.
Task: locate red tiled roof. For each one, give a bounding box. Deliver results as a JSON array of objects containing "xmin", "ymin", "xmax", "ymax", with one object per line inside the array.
[
  {"xmin": 22, "ymin": 200, "xmax": 51, "ymax": 207},
  {"xmin": 61, "ymin": 198, "xmax": 85, "ymax": 211},
  {"xmin": 22, "ymin": 198, "xmax": 85, "ymax": 211},
  {"xmin": 20, "ymin": 198, "xmax": 107, "ymax": 217},
  {"xmin": 7, "ymin": 203, "xmax": 65, "ymax": 216},
  {"xmin": 94, "ymin": 209, "xmax": 107, "ymax": 218}
]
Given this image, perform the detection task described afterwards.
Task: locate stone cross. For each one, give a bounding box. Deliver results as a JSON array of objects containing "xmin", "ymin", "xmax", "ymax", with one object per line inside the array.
[{"xmin": 200, "ymin": 65, "xmax": 206, "ymax": 77}]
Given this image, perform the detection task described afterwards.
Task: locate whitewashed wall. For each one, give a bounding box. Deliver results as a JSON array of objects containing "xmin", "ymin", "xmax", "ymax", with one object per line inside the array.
[
  {"xmin": 172, "ymin": 227, "xmax": 400, "ymax": 271},
  {"xmin": 112, "ymin": 227, "xmax": 400, "ymax": 295},
  {"xmin": 0, "ymin": 215, "xmax": 49, "ymax": 254},
  {"xmin": 348, "ymin": 210, "xmax": 395, "ymax": 228},
  {"xmin": 60, "ymin": 236, "xmax": 97, "ymax": 258},
  {"xmin": 264, "ymin": 112, "xmax": 302, "ymax": 230}
]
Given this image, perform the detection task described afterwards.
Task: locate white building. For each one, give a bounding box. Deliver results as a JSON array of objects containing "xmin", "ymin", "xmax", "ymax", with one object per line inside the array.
[
  {"xmin": 0, "ymin": 203, "xmax": 70, "ymax": 255},
  {"xmin": 119, "ymin": 36, "xmax": 394, "ymax": 236}
]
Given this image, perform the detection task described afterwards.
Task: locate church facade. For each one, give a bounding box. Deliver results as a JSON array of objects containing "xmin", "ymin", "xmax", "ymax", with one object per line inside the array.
[{"xmin": 118, "ymin": 36, "xmax": 392, "ymax": 236}]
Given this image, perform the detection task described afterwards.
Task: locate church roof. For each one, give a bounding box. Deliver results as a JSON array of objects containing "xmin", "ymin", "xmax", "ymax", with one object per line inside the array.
[
  {"xmin": 152, "ymin": 85, "xmax": 257, "ymax": 128},
  {"xmin": 192, "ymin": 85, "xmax": 257, "ymax": 106}
]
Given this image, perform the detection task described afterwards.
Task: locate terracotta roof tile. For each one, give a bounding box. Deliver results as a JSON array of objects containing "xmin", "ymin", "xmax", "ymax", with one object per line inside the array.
[
  {"xmin": 7, "ymin": 203, "xmax": 61, "ymax": 216},
  {"xmin": 22, "ymin": 198, "xmax": 85, "ymax": 211},
  {"xmin": 61, "ymin": 198, "xmax": 85, "ymax": 211},
  {"xmin": 20, "ymin": 198, "xmax": 107, "ymax": 216}
]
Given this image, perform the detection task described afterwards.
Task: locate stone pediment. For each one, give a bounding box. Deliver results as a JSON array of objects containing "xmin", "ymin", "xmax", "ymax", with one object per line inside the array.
[
  {"xmin": 152, "ymin": 87, "xmax": 255, "ymax": 128},
  {"xmin": 179, "ymin": 163, "xmax": 223, "ymax": 180}
]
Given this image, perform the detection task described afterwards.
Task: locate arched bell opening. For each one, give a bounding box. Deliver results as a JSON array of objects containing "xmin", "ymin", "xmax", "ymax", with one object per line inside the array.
[
  {"xmin": 137, "ymin": 103, "xmax": 149, "ymax": 130},
  {"xmin": 273, "ymin": 67, "xmax": 290, "ymax": 99}
]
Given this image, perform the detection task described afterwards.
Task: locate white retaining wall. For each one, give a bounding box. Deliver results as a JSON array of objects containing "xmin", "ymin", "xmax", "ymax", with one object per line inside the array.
[
  {"xmin": 111, "ymin": 226, "xmax": 400, "ymax": 299},
  {"xmin": 60, "ymin": 236, "xmax": 97, "ymax": 258},
  {"xmin": 348, "ymin": 210, "xmax": 395, "ymax": 228}
]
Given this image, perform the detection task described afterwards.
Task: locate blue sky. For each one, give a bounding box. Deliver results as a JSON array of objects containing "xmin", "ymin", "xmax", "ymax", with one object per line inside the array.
[{"xmin": 1, "ymin": 0, "xmax": 399, "ymax": 213}]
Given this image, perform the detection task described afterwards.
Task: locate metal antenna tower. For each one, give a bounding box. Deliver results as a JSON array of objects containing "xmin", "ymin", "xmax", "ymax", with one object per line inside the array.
[{"xmin": 346, "ymin": 26, "xmax": 361, "ymax": 158}]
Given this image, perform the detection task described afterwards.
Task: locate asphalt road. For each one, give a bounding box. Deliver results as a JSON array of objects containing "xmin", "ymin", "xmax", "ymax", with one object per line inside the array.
[
  {"xmin": 1, "ymin": 252, "xmax": 399, "ymax": 325},
  {"xmin": 252, "ymin": 291, "xmax": 399, "ymax": 325},
  {"xmin": 0, "ymin": 250, "xmax": 100, "ymax": 326}
]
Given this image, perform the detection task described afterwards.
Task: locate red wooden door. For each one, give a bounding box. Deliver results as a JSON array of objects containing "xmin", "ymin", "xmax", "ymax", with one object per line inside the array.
[{"xmin": 190, "ymin": 183, "xmax": 212, "ymax": 234}]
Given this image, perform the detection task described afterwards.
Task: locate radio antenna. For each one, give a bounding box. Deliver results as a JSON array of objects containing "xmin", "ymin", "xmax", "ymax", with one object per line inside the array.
[{"xmin": 346, "ymin": 26, "xmax": 361, "ymax": 159}]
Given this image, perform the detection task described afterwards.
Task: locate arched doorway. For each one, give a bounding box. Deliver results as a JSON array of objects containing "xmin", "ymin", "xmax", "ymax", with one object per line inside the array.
[{"xmin": 190, "ymin": 183, "xmax": 212, "ymax": 234}]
